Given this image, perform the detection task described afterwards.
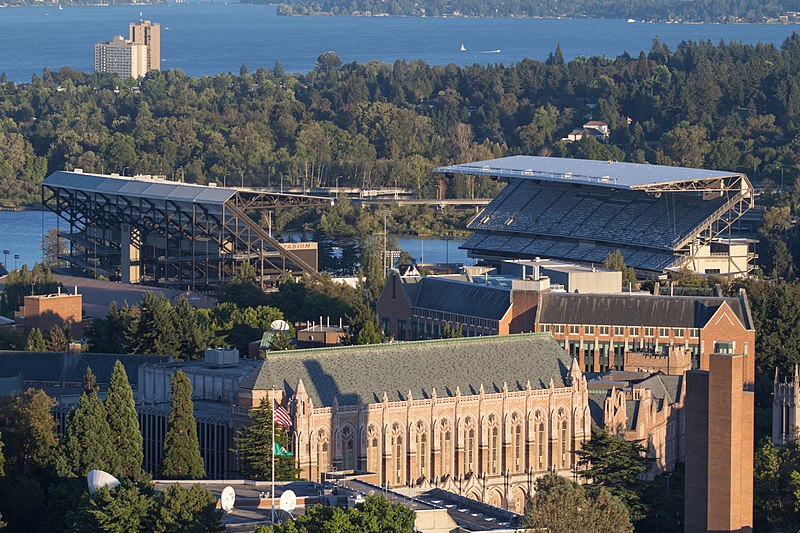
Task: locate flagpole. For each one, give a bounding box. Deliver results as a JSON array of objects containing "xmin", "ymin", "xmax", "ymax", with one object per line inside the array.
[{"xmin": 271, "ymin": 386, "xmax": 275, "ymax": 525}]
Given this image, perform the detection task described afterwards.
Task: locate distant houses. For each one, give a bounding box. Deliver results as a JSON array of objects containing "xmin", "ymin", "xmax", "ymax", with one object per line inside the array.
[{"xmin": 562, "ymin": 120, "xmax": 609, "ymax": 142}]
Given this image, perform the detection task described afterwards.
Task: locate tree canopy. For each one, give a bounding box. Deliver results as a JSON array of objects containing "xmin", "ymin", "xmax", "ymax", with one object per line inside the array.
[{"xmin": 160, "ymin": 370, "xmax": 205, "ymax": 479}]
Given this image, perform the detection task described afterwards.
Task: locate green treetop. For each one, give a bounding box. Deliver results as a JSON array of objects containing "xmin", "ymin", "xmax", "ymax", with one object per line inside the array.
[
  {"xmin": 160, "ymin": 371, "xmax": 204, "ymax": 479},
  {"xmin": 265, "ymin": 493, "xmax": 415, "ymax": 533},
  {"xmin": 64, "ymin": 367, "xmax": 115, "ymax": 477},
  {"xmin": 105, "ymin": 360, "xmax": 143, "ymax": 479},
  {"xmin": 45, "ymin": 324, "xmax": 70, "ymax": 352},
  {"xmin": 576, "ymin": 426, "xmax": 649, "ymax": 522},
  {"xmin": 525, "ymin": 472, "xmax": 633, "ymax": 533},
  {"xmin": 0, "ymin": 388, "xmax": 61, "ymax": 475},
  {"xmin": 131, "ymin": 293, "xmax": 179, "ymax": 356},
  {"xmin": 26, "ymin": 328, "xmax": 46, "ymax": 351},
  {"xmin": 153, "ymin": 483, "xmax": 224, "ymax": 532},
  {"xmin": 234, "ymin": 396, "xmax": 296, "ymax": 480}
]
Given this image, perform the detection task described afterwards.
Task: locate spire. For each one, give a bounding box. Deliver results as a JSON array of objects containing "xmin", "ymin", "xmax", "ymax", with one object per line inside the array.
[
  {"xmin": 525, "ymin": 379, "xmax": 532, "ymax": 391},
  {"xmin": 431, "ymin": 387, "xmax": 437, "ymax": 400},
  {"xmin": 407, "ymin": 389, "xmax": 413, "ymax": 402},
  {"xmin": 569, "ymin": 357, "xmax": 582, "ymax": 386},
  {"xmin": 502, "ymin": 381, "xmax": 508, "ymax": 393},
  {"xmin": 455, "ymin": 386, "xmax": 461, "ymax": 397},
  {"xmin": 296, "ymin": 378, "xmax": 307, "ymax": 397}
]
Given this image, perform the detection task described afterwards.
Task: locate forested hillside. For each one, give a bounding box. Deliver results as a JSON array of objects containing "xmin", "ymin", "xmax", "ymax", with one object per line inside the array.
[{"xmin": 275, "ymin": 0, "xmax": 800, "ymax": 22}]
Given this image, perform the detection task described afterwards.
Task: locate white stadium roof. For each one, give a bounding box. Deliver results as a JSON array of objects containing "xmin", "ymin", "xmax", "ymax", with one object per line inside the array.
[
  {"xmin": 434, "ymin": 156, "xmax": 746, "ymax": 191},
  {"xmin": 44, "ymin": 171, "xmax": 238, "ymax": 205}
]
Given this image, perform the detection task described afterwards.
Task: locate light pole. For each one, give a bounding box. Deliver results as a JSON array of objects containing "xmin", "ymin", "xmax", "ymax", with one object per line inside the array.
[
  {"xmin": 13, "ymin": 254, "xmax": 19, "ymax": 270},
  {"xmin": 240, "ymin": 170, "xmax": 244, "ymax": 188},
  {"xmin": 2, "ymin": 250, "xmax": 8, "ymax": 270},
  {"xmin": 122, "ymin": 166, "xmax": 130, "ymax": 177},
  {"xmin": 443, "ymin": 235, "xmax": 454, "ymax": 264},
  {"xmin": 378, "ymin": 209, "xmax": 390, "ymax": 276},
  {"xmin": 223, "ymin": 173, "xmax": 230, "ymax": 188}
]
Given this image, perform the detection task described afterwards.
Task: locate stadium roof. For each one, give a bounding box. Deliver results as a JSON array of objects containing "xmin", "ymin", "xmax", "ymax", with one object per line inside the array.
[
  {"xmin": 434, "ymin": 156, "xmax": 746, "ymax": 191},
  {"xmin": 44, "ymin": 171, "xmax": 238, "ymax": 205}
]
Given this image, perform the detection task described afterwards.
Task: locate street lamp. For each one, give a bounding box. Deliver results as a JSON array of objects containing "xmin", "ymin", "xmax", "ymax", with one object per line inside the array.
[
  {"xmin": 122, "ymin": 166, "xmax": 130, "ymax": 177},
  {"xmin": 223, "ymin": 173, "xmax": 230, "ymax": 188}
]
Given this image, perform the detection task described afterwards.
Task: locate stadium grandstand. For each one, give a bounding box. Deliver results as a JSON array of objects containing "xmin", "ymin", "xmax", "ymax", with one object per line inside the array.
[
  {"xmin": 42, "ymin": 170, "xmax": 332, "ymax": 289},
  {"xmin": 435, "ymin": 156, "xmax": 756, "ymax": 277}
]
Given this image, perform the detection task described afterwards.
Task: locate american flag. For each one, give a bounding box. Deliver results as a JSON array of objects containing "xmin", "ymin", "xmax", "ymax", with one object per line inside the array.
[{"xmin": 273, "ymin": 402, "xmax": 292, "ymax": 428}]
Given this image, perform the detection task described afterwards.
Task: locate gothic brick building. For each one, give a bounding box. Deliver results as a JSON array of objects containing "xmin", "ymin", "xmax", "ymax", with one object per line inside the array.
[
  {"xmin": 239, "ymin": 334, "xmax": 590, "ymax": 513},
  {"xmin": 773, "ymin": 365, "xmax": 799, "ymax": 446}
]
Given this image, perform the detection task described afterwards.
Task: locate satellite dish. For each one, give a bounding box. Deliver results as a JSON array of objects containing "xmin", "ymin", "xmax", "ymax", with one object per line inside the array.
[
  {"xmin": 279, "ymin": 490, "xmax": 297, "ymax": 514},
  {"xmin": 220, "ymin": 486, "xmax": 236, "ymax": 513},
  {"xmin": 87, "ymin": 470, "xmax": 120, "ymax": 495},
  {"xmin": 270, "ymin": 319, "xmax": 290, "ymax": 332}
]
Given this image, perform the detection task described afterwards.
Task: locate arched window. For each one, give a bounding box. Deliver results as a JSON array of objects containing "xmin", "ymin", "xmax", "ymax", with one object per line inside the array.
[
  {"xmin": 341, "ymin": 426, "xmax": 355, "ymax": 470},
  {"xmin": 464, "ymin": 418, "xmax": 476, "ymax": 474},
  {"xmin": 367, "ymin": 425, "xmax": 379, "ymax": 471},
  {"xmin": 560, "ymin": 416, "xmax": 569, "ymax": 468},
  {"xmin": 488, "ymin": 415, "xmax": 499, "ymax": 475},
  {"xmin": 416, "ymin": 421, "xmax": 428, "ymax": 478},
  {"xmin": 441, "ymin": 419, "xmax": 453, "ymax": 477},
  {"xmin": 392, "ymin": 423, "xmax": 403, "ymax": 485},
  {"xmin": 512, "ymin": 413, "xmax": 523, "ymax": 473},
  {"xmin": 317, "ymin": 429, "xmax": 329, "ymax": 477},
  {"xmin": 537, "ymin": 422, "xmax": 545, "ymax": 470}
]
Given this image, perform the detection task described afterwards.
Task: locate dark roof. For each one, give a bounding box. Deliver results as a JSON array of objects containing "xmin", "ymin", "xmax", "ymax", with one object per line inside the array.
[
  {"xmin": 0, "ymin": 352, "xmax": 170, "ymax": 388},
  {"xmin": 537, "ymin": 292, "xmax": 750, "ymax": 329},
  {"xmin": 636, "ymin": 373, "xmax": 683, "ymax": 405},
  {"xmin": 587, "ymin": 390, "xmax": 609, "ymax": 428},
  {"xmin": 404, "ymin": 276, "xmax": 511, "ymax": 321},
  {"xmin": 242, "ymin": 333, "xmax": 571, "ymax": 407},
  {"xmin": 0, "ymin": 376, "xmax": 24, "ymax": 396}
]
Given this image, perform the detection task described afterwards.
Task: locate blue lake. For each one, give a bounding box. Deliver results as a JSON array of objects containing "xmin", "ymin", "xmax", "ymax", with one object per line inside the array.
[{"xmin": 1, "ymin": 3, "xmax": 800, "ymax": 81}]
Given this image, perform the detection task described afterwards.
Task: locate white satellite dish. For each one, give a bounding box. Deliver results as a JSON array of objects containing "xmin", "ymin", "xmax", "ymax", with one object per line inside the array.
[
  {"xmin": 220, "ymin": 486, "xmax": 236, "ymax": 513},
  {"xmin": 279, "ymin": 490, "xmax": 297, "ymax": 514},
  {"xmin": 87, "ymin": 470, "xmax": 120, "ymax": 495},
  {"xmin": 270, "ymin": 319, "xmax": 290, "ymax": 332}
]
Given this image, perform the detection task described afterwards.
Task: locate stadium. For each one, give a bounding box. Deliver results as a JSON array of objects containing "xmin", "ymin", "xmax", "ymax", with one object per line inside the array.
[{"xmin": 434, "ymin": 156, "xmax": 756, "ymax": 277}]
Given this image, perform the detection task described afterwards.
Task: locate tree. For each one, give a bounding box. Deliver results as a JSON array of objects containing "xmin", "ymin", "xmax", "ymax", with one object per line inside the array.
[
  {"xmin": 266, "ymin": 494, "xmax": 415, "ymax": 533},
  {"xmin": 72, "ymin": 479, "xmax": 155, "ymax": 533},
  {"xmin": 215, "ymin": 263, "xmax": 269, "ymax": 309},
  {"xmin": 64, "ymin": 368, "xmax": 115, "ymax": 477},
  {"xmin": 105, "ymin": 361, "xmax": 143, "ymax": 479},
  {"xmin": 602, "ymin": 249, "xmax": 638, "ymax": 288},
  {"xmin": 131, "ymin": 293, "xmax": 178, "ymax": 356},
  {"xmin": 441, "ymin": 322, "xmax": 462, "ymax": 338},
  {"xmin": 235, "ymin": 397, "xmax": 296, "ymax": 480},
  {"xmin": 359, "ymin": 236, "xmax": 385, "ymax": 306},
  {"xmin": 754, "ymin": 437, "xmax": 800, "ymax": 532},
  {"xmin": 268, "ymin": 331, "xmax": 294, "ymax": 351},
  {"xmin": 45, "ymin": 324, "xmax": 70, "ymax": 352},
  {"xmin": 576, "ymin": 426, "xmax": 649, "ymax": 522},
  {"xmin": 0, "ymin": 326, "xmax": 22, "ymax": 350},
  {"xmin": 153, "ymin": 483, "xmax": 223, "ymax": 533},
  {"xmin": 0, "ymin": 388, "xmax": 60, "ymax": 475},
  {"xmin": 26, "ymin": 328, "xmax": 46, "ymax": 351},
  {"xmin": 343, "ymin": 302, "xmax": 384, "ymax": 345},
  {"xmin": 525, "ymin": 473, "xmax": 633, "ymax": 533},
  {"xmin": 160, "ymin": 371, "xmax": 204, "ymax": 479}
]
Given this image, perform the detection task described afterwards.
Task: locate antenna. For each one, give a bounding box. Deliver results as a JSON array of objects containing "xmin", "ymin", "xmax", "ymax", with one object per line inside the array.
[{"xmin": 220, "ymin": 486, "xmax": 236, "ymax": 513}]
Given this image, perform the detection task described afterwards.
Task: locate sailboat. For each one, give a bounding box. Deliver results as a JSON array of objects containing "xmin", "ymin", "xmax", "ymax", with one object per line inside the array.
[{"xmin": 460, "ymin": 43, "xmax": 466, "ymax": 52}]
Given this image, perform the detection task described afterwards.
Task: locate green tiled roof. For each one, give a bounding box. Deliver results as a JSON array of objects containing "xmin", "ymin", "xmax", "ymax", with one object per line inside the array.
[{"xmin": 242, "ymin": 333, "xmax": 571, "ymax": 407}]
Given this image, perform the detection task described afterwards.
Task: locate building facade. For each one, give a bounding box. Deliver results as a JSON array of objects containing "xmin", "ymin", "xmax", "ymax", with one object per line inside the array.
[
  {"xmin": 773, "ymin": 365, "xmax": 799, "ymax": 446},
  {"xmin": 94, "ymin": 35, "xmax": 148, "ymax": 78},
  {"xmin": 129, "ymin": 20, "xmax": 160, "ymax": 72},
  {"xmin": 238, "ymin": 334, "xmax": 591, "ymax": 513},
  {"xmin": 14, "ymin": 289, "xmax": 83, "ymax": 338}
]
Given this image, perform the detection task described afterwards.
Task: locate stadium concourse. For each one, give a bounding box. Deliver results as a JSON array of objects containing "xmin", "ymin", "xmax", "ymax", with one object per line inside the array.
[{"xmin": 435, "ymin": 156, "xmax": 756, "ymax": 277}]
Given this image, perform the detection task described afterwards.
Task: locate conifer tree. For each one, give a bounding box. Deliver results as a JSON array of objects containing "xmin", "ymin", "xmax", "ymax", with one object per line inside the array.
[
  {"xmin": 105, "ymin": 360, "xmax": 143, "ymax": 479},
  {"xmin": 45, "ymin": 324, "xmax": 70, "ymax": 352},
  {"xmin": 64, "ymin": 367, "xmax": 115, "ymax": 477},
  {"xmin": 160, "ymin": 371, "xmax": 204, "ymax": 479},
  {"xmin": 26, "ymin": 328, "xmax": 46, "ymax": 351},
  {"xmin": 235, "ymin": 397, "xmax": 296, "ymax": 480}
]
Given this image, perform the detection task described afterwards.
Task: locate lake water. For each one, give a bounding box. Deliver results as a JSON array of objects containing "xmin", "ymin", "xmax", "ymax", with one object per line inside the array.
[
  {"xmin": 0, "ymin": 210, "xmax": 470, "ymax": 270},
  {"xmin": 2, "ymin": 3, "xmax": 800, "ymax": 81}
]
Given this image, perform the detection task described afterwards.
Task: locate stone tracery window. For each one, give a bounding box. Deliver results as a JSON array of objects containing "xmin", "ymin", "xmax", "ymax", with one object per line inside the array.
[
  {"xmin": 512, "ymin": 412, "xmax": 523, "ymax": 473},
  {"xmin": 342, "ymin": 425, "xmax": 355, "ymax": 470},
  {"xmin": 441, "ymin": 418, "xmax": 453, "ymax": 477},
  {"xmin": 367, "ymin": 425, "xmax": 379, "ymax": 472},
  {"xmin": 416, "ymin": 421, "xmax": 428, "ymax": 478},
  {"xmin": 317, "ymin": 429, "xmax": 329, "ymax": 477},
  {"xmin": 392, "ymin": 422, "xmax": 403, "ymax": 484},
  {"xmin": 464, "ymin": 417, "xmax": 476, "ymax": 474},
  {"xmin": 488, "ymin": 414, "xmax": 500, "ymax": 475}
]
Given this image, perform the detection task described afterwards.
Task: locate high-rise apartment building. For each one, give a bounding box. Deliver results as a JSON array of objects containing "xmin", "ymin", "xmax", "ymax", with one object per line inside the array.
[
  {"xmin": 129, "ymin": 20, "xmax": 160, "ymax": 72},
  {"xmin": 94, "ymin": 20, "xmax": 159, "ymax": 79},
  {"xmin": 94, "ymin": 35, "xmax": 148, "ymax": 79}
]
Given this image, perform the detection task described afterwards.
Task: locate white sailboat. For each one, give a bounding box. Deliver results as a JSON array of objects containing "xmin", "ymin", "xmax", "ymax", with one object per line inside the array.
[{"xmin": 460, "ymin": 43, "xmax": 466, "ymax": 52}]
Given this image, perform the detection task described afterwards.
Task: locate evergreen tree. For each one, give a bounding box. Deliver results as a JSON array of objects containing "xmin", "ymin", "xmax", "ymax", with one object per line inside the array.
[
  {"xmin": 105, "ymin": 361, "xmax": 143, "ymax": 479},
  {"xmin": 234, "ymin": 397, "xmax": 296, "ymax": 480},
  {"xmin": 0, "ymin": 326, "xmax": 22, "ymax": 350},
  {"xmin": 441, "ymin": 322, "xmax": 463, "ymax": 338},
  {"xmin": 577, "ymin": 426, "xmax": 649, "ymax": 522},
  {"xmin": 172, "ymin": 298, "xmax": 207, "ymax": 361},
  {"xmin": 64, "ymin": 368, "xmax": 115, "ymax": 477},
  {"xmin": 266, "ymin": 494, "xmax": 415, "ymax": 533},
  {"xmin": 160, "ymin": 371, "xmax": 204, "ymax": 479},
  {"xmin": 154, "ymin": 483, "xmax": 224, "ymax": 532},
  {"xmin": 131, "ymin": 294, "xmax": 178, "ymax": 356},
  {"xmin": 343, "ymin": 302, "xmax": 384, "ymax": 345},
  {"xmin": 0, "ymin": 388, "xmax": 60, "ymax": 475},
  {"xmin": 26, "ymin": 328, "xmax": 46, "ymax": 351},
  {"xmin": 267, "ymin": 332, "xmax": 294, "ymax": 351},
  {"xmin": 45, "ymin": 325, "xmax": 70, "ymax": 352},
  {"xmin": 72, "ymin": 479, "xmax": 155, "ymax": 533}
]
